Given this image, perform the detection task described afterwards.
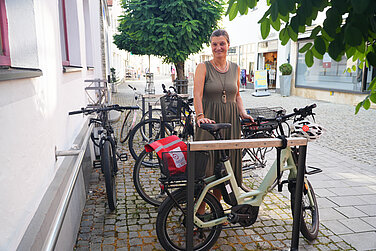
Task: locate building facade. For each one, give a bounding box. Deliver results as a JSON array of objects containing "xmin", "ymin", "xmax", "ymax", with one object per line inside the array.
[{"xmin": 0, "ymin": 0, "xmax": 112, "ymax": 250}]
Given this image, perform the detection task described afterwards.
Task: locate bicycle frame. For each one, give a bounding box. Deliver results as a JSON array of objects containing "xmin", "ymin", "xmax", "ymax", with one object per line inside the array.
[{"xmin": 192, "ymin": 146, "xmax": 310, "ymax": 229}]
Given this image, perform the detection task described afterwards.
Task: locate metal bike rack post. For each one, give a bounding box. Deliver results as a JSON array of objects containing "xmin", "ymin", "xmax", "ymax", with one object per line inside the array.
[
  {"xmin": 186, "ymin": 144, "xmax": 195, "ymax": 250},
  {"xmin": 290, "ymin": 145, "xmax": 307, "ymax": 250}
]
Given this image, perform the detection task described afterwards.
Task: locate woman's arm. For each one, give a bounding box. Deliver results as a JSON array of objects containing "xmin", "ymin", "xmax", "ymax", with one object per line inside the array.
[
  {"xmin": 236, "ymin": 66, "xmax": 254, "ymax": 121},
  {"xmin": 193, "ymin": 63, "xmax": 215, "ymax": 126}
]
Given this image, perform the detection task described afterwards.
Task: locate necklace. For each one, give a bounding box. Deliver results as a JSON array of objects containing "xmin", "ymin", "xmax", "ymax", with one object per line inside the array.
[
  {"xmin": 219, "ymin": 73, "xmax": 227, "ymax": 104},
  {"xmin": 212, "ymin": 60, "xmax": 228, "ymax": 73}
]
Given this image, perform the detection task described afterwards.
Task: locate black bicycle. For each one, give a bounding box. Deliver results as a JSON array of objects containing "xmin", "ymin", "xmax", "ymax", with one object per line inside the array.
[
  {"xmin": 69, "ymin": 104, "xmax": 138, "ymax": 210},
  {"xmin": 127, "ymin": 85, "xmax": 194, "ymax": 164},
  {"xmin": 131, "ymin": 86, "xmax": 195, "ymax": 206},
  {"xmin": 119, "ymin": 84, "xmax": 162, "ymax": 143}
]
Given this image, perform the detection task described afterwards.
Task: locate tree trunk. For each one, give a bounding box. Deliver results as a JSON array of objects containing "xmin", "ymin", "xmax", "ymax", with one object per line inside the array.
[{"xmin": 175, "ymin": 61, "xmax": 185, "ymax": 80}]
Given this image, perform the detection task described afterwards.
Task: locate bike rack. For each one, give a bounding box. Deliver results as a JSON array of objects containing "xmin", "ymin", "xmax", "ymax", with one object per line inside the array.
[{"xmin": 187, "ymin": 137, "xmax": 308, "ymax": 251}]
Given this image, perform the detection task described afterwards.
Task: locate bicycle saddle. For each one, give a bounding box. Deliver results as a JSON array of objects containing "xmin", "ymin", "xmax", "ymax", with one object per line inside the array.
[{"xmin": 200, "ymin": 123, "xmax": 231, "ymax": 132}]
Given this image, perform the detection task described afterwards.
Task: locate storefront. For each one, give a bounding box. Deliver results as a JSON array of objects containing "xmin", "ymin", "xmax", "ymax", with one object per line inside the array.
[{"xmin": 257, "ymin": 40, "xmax": 278, "ymax": 88}]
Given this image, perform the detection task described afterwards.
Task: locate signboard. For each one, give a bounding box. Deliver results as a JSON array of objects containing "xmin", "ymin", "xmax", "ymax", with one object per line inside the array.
[
  {"xmin": 254, "ymin": 70, "xmax": 268, "ymax": 90},
  {"xmin": 323, "ymin": 53, "xmax": 331, "ymax": 68}
]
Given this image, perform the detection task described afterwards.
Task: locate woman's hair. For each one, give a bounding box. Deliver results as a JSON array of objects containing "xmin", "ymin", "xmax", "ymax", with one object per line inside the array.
[{"xmin": 210, "ymin": 29, "xmax": 230, "ymax": 44}]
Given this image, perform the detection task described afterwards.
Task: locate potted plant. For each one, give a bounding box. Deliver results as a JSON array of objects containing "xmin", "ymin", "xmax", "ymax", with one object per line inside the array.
[
  {"xmin": 279, "ymin": 63, "xmax": 292, "ymax": 97},
  {"xmin": 110, "ymin": 67, "xmax": 118, "ymax": 93}
]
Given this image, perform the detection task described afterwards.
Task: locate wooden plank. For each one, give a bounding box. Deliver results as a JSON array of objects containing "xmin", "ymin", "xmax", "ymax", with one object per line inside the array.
[{"xmin": 189, "ymin": 137, "xmax": 307, "ymax": 151}]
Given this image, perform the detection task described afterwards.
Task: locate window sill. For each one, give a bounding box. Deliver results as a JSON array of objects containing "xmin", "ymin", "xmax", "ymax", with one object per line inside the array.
[
  {"xmin": 63, "ymin": 65, "xmax": 82, "ymax": 73},
  {"xmin": 0, "ymin": 66, "xmax": 43, "ymax": 81},
  {"xmin": 295, "ymin": 85, "xmax": 370, "ymax": 94}
]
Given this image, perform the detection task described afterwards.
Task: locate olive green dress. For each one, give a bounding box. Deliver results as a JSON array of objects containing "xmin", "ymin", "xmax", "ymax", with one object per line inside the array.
[{"xmin": 195, "ymin": 61, "xmax": 242, "ymax": 186}]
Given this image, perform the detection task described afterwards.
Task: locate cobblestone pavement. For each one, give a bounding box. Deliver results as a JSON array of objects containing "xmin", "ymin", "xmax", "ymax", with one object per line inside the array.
[{"xmin": 74, "ymin": 76, "xmax": 376, "ymax": 250}]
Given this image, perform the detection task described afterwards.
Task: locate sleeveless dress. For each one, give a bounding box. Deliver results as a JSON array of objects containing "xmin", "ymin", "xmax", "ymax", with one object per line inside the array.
[{"xmin": 195, "ymin": 61, "xmax": 242, "ymax": 186}]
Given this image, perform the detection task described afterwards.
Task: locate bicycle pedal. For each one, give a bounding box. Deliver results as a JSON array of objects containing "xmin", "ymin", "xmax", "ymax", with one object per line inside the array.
[
  {"xmin": 93, "ymin": 160, "xmax": 101, "ymax": 169},
  {"xmin": 118, "ymin": 153, "xmax": 128, "ymax": 161}
]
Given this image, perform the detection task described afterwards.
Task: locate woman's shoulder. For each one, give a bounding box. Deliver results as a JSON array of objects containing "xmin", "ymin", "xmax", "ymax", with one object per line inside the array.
[{"xmin": 228, "ymin": 61, "xmax": 239, "ymax": 71}]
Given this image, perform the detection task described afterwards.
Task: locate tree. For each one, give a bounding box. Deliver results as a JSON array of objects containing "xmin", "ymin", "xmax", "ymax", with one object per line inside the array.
[
  {"xmin": 114, "ymin": 0, "xmax": 223, "ymax": 81},
  {"xmin": 227, "ymin": 0, "xmax": 376, "ymax": 113}
]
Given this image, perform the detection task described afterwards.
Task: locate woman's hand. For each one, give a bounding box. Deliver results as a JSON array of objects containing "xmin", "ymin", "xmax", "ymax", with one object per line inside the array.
[
  {"xmin": 240, "ymin": 111, "xmax": 254, "ymax": 122},
  {"xmin": 197, "ymin": 117, "xmax": 216, "ymax": 127}
]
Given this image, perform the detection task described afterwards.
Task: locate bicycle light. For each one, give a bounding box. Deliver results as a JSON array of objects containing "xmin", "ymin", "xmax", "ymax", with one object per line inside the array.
[{"xmin": 302, "ymin": 125, "xmax": 309, "ymax": 132}]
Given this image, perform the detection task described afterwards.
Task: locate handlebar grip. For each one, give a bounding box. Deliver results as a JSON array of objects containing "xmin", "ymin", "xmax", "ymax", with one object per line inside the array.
[
  {"xmin": 118, "ymin": 106, "xmax": 139, "ymax": 110},
  {"xmin": 162, "ymin": 84, "xmax": 167, "ymax": 93},
  {"xmin": 128, "ymin": 84, "xmax": 136, "ymax": 90},
  {"xmin": 69, "ymin": 109, "xmax": 85, "ymax": 115}
]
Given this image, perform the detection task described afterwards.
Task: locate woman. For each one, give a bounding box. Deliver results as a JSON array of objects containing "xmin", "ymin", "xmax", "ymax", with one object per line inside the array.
[{"xmin": 193, "ymin": 29, "xmax": 253, "ymax": 205}]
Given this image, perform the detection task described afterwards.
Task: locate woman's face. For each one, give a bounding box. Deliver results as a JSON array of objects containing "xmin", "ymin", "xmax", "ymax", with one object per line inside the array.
[{"xmin": 211, "ymin": 36, "xmax": 229, "ymax": 59}]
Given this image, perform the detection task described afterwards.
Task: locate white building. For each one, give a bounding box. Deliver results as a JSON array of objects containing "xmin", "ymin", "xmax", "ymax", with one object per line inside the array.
[{"xmin": 0, "ymin": 0, "xmax": 112, "ymax": 250}]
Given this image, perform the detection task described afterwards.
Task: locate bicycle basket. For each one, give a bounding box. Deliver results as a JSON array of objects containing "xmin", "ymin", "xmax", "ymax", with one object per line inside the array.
[
  {"xmin": 243, "ymin": 106, "xmax": 286, "ymax": 133},
  {"xmin": 160, "ymin": 94, "xmax": 183, "ymax": 121},
  {"xmin": 161, "ymin": 151, "xmax": 208, "ymax": 181},
  {"xmin": 246, "ymin": 106, "xmax": 286, "ymax": 119}
]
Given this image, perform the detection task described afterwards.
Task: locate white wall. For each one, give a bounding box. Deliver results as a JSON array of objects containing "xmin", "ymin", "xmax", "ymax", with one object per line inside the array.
[{"xmin": 0, "ymin": 0, "xmax": 102, "ymax": 249}]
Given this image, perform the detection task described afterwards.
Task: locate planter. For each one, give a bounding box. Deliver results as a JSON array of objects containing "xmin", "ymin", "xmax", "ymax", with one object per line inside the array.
[{"xmin": 279, "ymin": 75, "xmax": 292, "ymax": 97}]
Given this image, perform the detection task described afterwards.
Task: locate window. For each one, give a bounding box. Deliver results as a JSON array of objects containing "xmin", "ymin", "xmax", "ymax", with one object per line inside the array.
[
  {"xmin": 59, "ymin": 0, "xmax": 69, "ymax": 66},
  {"xmin": 296, "ymin": 39, "xmax": 363, "ymax": 92},
  {"xmin": 0, "ymin": 0, "xmax": 10, "ymax": 66},
  {"xmin": 59, "ymin": 0, "xmax": 82, "ymax": 68}
]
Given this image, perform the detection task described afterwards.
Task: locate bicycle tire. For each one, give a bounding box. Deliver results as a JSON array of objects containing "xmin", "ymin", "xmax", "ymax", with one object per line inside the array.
[
  {"xmin": 120, "ymin": 109, "xmax": 136, "ymax": 143},
  {"xmin": 140, "ymin": 108, "xmax": 162, "ymax": 121},
  {"xmin": 289, "ymin": 179, "xmax": 319, "ymax": 241},
  {"xmin": 156, "ymin": 189, "xmax": 224, "ymax": 251},
  {"xmin": 102, "ymin": 140, "xmax": 117, "ymax": 211},
  {"xmin": 128, "ymin": 118, "xmax": 174, "ymax": 163},
  {"xmin": 133, "ymin": 149, "xmax": 168, "ymax": 206}
]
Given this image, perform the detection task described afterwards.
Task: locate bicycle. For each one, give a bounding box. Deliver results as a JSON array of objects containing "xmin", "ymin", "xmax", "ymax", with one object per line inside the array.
[
  {"xmin": 69, "ymin": 104, "xmax": 138, "ymax": 211},
  {"xmin": 131, "ymin": 88, "xmax": 196, "ymax": 206},
  {"xmin": 241, "ymin": 106, "xmax": 286, "ymax": 171},
  {"xmin": 128, "ymin": 85, "xmax": 194, "ymax": 164},
  {"xmin": 119, "ymin": 84, "xmax": 162, "ymax": 143},
  {"xmin": 155, "ymin": 104, "xmax": 323, "ymax": 250}
]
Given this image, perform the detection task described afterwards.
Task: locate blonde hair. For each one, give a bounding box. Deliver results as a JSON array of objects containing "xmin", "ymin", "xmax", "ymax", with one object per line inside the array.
[{"xmin": 210, "ymin": 29, "xmax": 230, "ymax": 44}]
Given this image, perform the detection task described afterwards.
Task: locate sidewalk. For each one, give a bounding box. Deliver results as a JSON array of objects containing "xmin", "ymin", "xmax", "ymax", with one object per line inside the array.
[{"xmin": 74, "ymin": 78, "xmax": 376, "ymax": 250}]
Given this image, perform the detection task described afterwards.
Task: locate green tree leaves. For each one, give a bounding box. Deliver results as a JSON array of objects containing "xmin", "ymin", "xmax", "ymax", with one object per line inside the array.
[
  {"xmin": 115, "ymin": 0, "xmax": 223, "ymax": 80},
  {"xmin": 226, "ymin": 0, "xmax": 376, "ymax": 112}
]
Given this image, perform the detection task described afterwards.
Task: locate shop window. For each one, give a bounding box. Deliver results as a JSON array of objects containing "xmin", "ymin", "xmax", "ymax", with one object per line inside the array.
[
  {"xmin": 0, "ymin": 0, "xmax": 10, "ymax": 66},
  {"xmin": 296, "ymin": 39, "xmax": 363, "ymax": 92}
]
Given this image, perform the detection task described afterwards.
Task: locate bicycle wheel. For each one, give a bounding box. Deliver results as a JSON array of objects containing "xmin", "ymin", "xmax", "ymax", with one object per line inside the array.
[
  {"xmin": 128, "ymin": 118, "xmax": 174, "ymax": 162},
  {"xmin": 156, "ymin": 189, "xmax": 224, "ymax": 251},
  {"xmin": 101, "ymin": 140, "xmax": 117, "ymax": 211},
  {"xmin": 120, "ymin": 109, "xmax": 137, "ymax": 143},
  {"xmin": 133, "ymin": 149, "xmax": 167, "ymax": 206},
  {"xmin": 289, "ymin": 179, "xmax": 319, "ymax": 241},
  {"xmin": 140, "ymin": 108, "xmax": 162, "ymax": 121}
]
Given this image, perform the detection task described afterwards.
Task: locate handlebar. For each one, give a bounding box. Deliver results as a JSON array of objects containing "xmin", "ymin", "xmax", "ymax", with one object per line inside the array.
[
  {"xmin": 162, "ymin": 83, "xmax": 177, "ymax": 94},
  {"xmin": 69, "ymin": 104, "xmax": 139, "ymax": 115},
  {"xmin": 242, "ymin": 104, "xmax": 316, "ymax": 125},
  {"xmin": 128, "ymin": 84, "xmax": 136, "ymax": 91}
]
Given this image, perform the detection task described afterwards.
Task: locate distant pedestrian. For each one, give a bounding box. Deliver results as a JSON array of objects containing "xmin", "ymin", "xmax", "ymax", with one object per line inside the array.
[{"xmin": 171, "ymin": 66, "xmax": 176, "ymax": 82}]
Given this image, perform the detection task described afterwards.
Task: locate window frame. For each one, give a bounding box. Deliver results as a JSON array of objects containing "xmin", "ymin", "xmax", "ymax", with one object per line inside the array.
[
  {"xmin": 59, "ymin": 0, "xmax": 70, "ymax": 66},
  {"xmin": 0, "ymin": 0, "xmax": 11, "ymax": 66}
]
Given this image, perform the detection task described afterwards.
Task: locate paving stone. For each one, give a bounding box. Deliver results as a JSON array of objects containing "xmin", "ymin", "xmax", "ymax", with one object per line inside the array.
[{"xmin": 74, "ymin": 79, "xmax": 375, "ymax": 251}]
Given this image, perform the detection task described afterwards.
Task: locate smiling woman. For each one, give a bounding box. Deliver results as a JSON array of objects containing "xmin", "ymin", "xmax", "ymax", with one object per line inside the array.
[{"xmin": 193, "ymin": 29, "xmax": 254, "ymax": 209}]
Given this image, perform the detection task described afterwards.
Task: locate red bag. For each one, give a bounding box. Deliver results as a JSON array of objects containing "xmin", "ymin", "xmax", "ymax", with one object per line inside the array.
[{"xmin": 145, "ymin": 135, "xmax": 187, "ymax": 175}]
